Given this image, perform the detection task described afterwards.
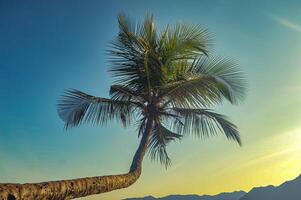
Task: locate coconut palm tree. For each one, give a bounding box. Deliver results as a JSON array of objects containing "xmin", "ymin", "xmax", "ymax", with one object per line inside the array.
[{"xmin": 0, "ymin": 13, "xmax": 246, "ymax": 200}]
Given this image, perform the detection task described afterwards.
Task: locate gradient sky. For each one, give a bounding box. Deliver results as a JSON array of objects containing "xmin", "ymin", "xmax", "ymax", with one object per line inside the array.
[{"xmin": 1, "ymin": 0, "xmax": 301, "ymax": 199}]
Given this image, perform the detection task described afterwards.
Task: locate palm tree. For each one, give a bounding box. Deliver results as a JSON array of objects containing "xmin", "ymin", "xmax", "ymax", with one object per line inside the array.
[{"xmin": 0, "ymin": 13, "xmax": 246, "ymax": 200}]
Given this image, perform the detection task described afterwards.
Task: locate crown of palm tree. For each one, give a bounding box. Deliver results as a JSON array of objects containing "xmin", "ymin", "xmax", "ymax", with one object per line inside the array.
[{"xmin": 57, "ymin": 13, "xmax": 246, "ymax": 167}]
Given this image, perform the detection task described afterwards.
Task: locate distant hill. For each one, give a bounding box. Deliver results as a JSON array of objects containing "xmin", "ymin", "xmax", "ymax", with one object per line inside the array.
[
  {"xmin": 124, "ymin": 174, "xmax": 301, "ymax": 200},
  {"xmin": 123, "ymin": 191, "xmax": 246, "ymax": 200},
  {"xmin": 239, "ymin": 174, "xmax": 301, "ymax": 200}
]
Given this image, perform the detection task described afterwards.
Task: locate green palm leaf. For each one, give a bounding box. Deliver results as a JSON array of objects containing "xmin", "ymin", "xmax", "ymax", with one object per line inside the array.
[
  {"xmin": 109, "ymin": 13, "xmax": 163, "ymax": 92},
  {"xmin": 159, "ymin": 56, "xmax": 246, "ymax": 107},
  {"xmin": 190, "ymin": 56, "xmax": 247, "ymax": 103},
  {"xmin": 109, "ymin": 84, "xmax": 145, "ymax": 103},
  {"xmin": 159, "ymin": 73, "xmax": 224, "ymax": 107},
  {"xmin": 158, "ymin": 24, "xmax": 211, "ymax": 64},
  {"xmin": 170, "ymin": 108, "xmax": 241, "ymax": 145},
  {"xmin": 57, "ymin": 89, "xmax": 135, "ymax": 128},
  {"xmin": 148, "ymin": 121, "xmax": 182, "ymax": 167}
]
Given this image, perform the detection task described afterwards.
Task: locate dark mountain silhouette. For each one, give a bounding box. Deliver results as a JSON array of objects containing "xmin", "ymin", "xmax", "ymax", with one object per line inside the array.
[
  {"xmin": 125, "ymin": 174, "xmax": 301, "ymax": 200},
  {"xmin": 124, "ymin": 191, "xmax": 246, "ymax": 200},
  {"xmin": 239, "ymin": 174, "xmax": 301, "ymax": 200}
]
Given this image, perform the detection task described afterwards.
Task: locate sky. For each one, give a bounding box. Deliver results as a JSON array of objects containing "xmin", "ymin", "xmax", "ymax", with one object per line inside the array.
[{"xmin": 0, "ymin": 0, "xmax": 301, "ymax": 199}]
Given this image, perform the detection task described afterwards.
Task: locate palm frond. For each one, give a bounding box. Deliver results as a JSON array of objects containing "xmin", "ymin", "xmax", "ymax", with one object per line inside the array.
[
  {"xmin": 159, "ymin": 55, "xmax": 246, "ymax": 107},
  {"xmin": 170, "ymin": 108, "xmax": 241, "ymax": 145},
  {"xmin": 159, "ymin": 73, "xmax": 224, "ymax": 107},
  {"xmin": 140, "ymin": 13, "xmax": 157, "ymax": 51},
  {"xmin": 190, "ymin": 56, "xmax": 247, "ymax": 103},
  {"xmin": 109, "ymin": 84, "xmax": 145, "ymax": 103},
  {"xmin": 108, "ymin": 13, "xmax": 145, "ymax": 88},
  {"xmin": 158, "ymin": 24, "xmax": 211, "ymax": 64},
  {"xmin": 148, "ymin": 121, "xmax": 182, "ymax": 167},
  {"xmin": 137, "ymin": 117, "xmax": 147, "ymax": 137},
  {"xmin": 57, "ymin": 89, "xmax": 135, "ymax": 128},
  {"xmin": 108, "ymin": 13, "xmax": 164, "ymax": 93}
]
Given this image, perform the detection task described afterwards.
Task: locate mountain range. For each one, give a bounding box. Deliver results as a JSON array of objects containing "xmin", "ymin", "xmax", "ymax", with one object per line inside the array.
[
  {"xmin": 240, "ymin": 174, "xmax": 301, "ymax": 200},
  {"xmin": 124, "ymin": 174, "xmax": 301, "ymax": 200}
]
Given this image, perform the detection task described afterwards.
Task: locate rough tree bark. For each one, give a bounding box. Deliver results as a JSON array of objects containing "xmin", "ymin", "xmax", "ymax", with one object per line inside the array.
[{"xmin": 0, "ymin": 122, "xmax": 152, "ymax": 200}]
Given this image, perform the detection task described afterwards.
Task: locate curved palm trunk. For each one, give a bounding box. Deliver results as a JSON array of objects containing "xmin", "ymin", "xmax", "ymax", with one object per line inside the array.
[{"xmin": 0, "ymin": 125, "xmax": 151, "ymax": 200}]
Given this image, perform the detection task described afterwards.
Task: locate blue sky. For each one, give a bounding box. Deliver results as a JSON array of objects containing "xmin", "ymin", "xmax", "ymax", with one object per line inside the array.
[{"xmin": 1, "ymin": 1, "xmax": 301, "ymax": 199}]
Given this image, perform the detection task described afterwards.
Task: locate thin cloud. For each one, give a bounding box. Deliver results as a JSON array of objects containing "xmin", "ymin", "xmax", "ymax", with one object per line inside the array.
[
  {"xmin": 238, "ymin": 127, "xmax": 301, "ymax": 170},
  {"xmin": 268, "ymin": 13, "xmax": 301, "ymax": 33}
]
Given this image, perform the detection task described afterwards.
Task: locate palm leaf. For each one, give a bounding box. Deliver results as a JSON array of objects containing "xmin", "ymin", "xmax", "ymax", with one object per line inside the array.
[
  {"xmin": 158, "ymin": 23, "xmax": 211, "ymax": 64},
  {"xmin": 109, "ymin": 84, "xmax": 146, "ymax": 104},
  {"xmin": 108, "ymin": 13, "xmax": 164, "ymax": 93},
  {"xmin": 190, "ymin": 56, "xmax": 247, "ymax": 103},
  {"xmin": 148, "ymin": 121, "xmax": 182, "ymax": 167},
  {"xmin": 57, "ymin": 89, "xmax": 135, "ymax": 128},
  {"xmin": 159, "ymin": 56, "xmax": 246, "ymax": 107},
  {"xmin": 170, "ymin": 108, "xmax": 241, "ymax": 145},
  {"xmin": 159, "ymin": 73, "xmax": 224, "ymax": 107}
]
